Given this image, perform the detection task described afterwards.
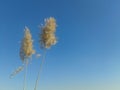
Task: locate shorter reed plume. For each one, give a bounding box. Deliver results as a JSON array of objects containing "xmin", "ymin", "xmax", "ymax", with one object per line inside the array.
[
  {"xmin": 20, "ymin": 26, "xmax": 35, "ymax": 63},
  {"xmin": 20, "ymin": 27, "xmax": 35, "ymax": 90},
  {"xmin": 34, "ymin": 17, "xmax": 57, "ymax": 90},
  {"xmin": 10, "ymin": 27, "xmax": 35, "ymax": 90}
]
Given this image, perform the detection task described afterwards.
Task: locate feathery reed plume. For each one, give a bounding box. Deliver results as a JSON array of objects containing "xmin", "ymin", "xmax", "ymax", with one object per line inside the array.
[
  {"xmin": 34, "ymin": 17, "xmax": 57, "ymax": 90},
  {"xmin": 20, "ymin": 26, "xmax": 35, "ymax": 90},
  {"xmin": 20, "ymin": 26, "xmax": 35, "ymax": 63},
  {"xmin": 40, "ymin": 17, "xmax": 57, "ymax": 49},
  {"xmin": 10, "ymin": 26, "xmax": 35, "ymax": 90}
]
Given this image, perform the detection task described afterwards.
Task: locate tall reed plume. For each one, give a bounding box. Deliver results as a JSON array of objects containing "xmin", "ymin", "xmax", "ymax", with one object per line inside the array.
[{"xmin": 34, "ymin": 17, "xmax": 57, "ymax": 90}]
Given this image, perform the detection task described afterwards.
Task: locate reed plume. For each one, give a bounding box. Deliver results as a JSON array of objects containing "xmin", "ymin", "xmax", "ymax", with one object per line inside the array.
[
  {"xmin": 34, "ymin": 17, "xmax": 57, "ymax": 90},
  {"xmin": 20, "ymin": 26, "xmax": 35, "ymax": 62},
  {"xmin": 40, "ymin": 17, "xmax": 57, "ymax": 48},
  {"xmin": 10, "ymin": 26, "xmax": 35, "ymax": 90},
  {"xmin": 20, "ymin": 26, "xmax": 35, "ymax": 90}
]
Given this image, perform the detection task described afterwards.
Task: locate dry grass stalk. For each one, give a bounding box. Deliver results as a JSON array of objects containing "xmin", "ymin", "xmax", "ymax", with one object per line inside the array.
[
  {"xmin": 10, "ymin": 27, "xmax": 35, "ymax": 78},
  {"xmin": 34, "ymin": 17, "xmax": 57, "ymax": 90},
  {"xmin": 10, "ymin": 27, "xmax": 35, "ymax": 90},
  {"xmin": 20, "ymin": 27, "xmax": 35, "ymax": 90}
]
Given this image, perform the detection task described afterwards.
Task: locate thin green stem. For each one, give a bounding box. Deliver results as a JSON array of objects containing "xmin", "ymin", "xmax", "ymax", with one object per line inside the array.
[{"xmin": 34, "ymin": 49, "xmax": 46, "ymax": 90}]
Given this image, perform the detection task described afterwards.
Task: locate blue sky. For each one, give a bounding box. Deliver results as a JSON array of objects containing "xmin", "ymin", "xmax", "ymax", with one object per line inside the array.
[{"xmin": 1, "ymin": 0, "xmax": 120, "ymax": 90}]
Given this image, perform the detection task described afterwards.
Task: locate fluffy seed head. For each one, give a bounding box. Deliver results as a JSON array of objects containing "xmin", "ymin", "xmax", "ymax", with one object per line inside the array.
[
  {"xmin": 20, "ymin": 27, "xmax": 35, "ymax": 62},
  {"xmin": 40, "ymin": 17, "xmax": 57, "ymax": 48}
]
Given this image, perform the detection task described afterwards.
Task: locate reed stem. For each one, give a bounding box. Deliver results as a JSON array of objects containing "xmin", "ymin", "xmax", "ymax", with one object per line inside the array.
[
  {"xmin": 34, "ymin": 49, "xmax": 46, "ymax": 90},
  {"xmin": 23, "ymin": 59, "xmax": 28, "ymax": 90}
]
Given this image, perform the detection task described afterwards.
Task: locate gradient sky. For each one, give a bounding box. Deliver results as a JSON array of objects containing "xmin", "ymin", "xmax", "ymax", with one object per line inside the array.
[{"xmin": 1, "ymin": 0, "xmax": 120, "ymax": 90}]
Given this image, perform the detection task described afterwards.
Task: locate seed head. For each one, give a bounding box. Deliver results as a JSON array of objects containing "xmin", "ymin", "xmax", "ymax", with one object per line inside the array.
[
  {"xmin": 40, "ymin": 17, "xmax": 57, "ymax": 48},
  {"xmin": 20, "ymin": 27, "xmax": 35, "ymax": 62}
]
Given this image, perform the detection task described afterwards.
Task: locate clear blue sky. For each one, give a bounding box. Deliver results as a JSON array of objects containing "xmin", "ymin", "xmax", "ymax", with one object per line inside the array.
[{"xmin": 0, "ymin": 0, "xmax": 120, "ymax": 90}]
